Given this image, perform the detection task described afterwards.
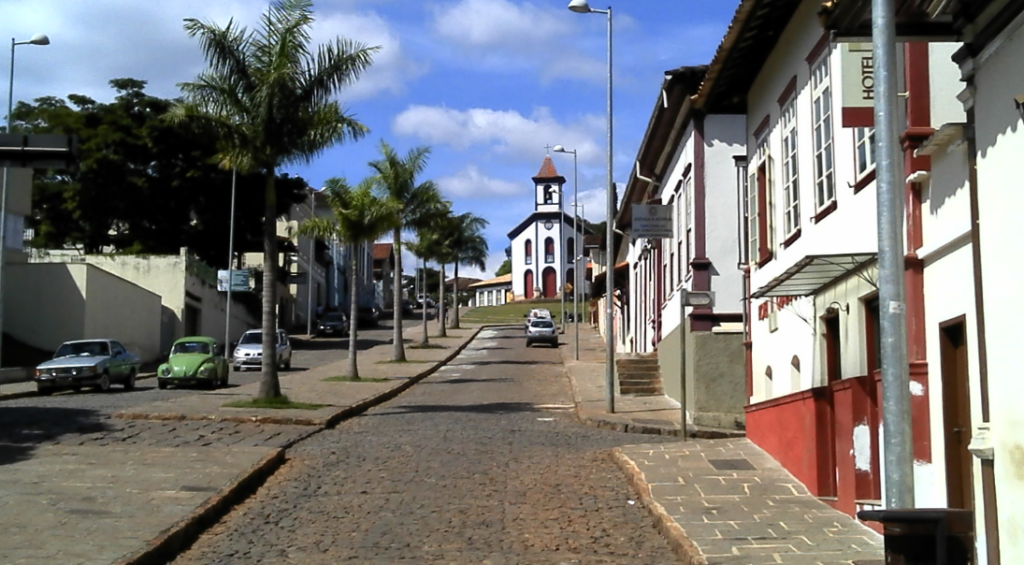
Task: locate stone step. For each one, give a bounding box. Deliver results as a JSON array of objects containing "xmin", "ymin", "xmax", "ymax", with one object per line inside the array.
[
  {"xmin": 616, "ymin": 358, "xmax": 660, "ymax": 367},
  {"xmin": 620, "ymin": 383, "xmax": 664, "ymax": 395},
  {"xmin": 618, "ymin": 366, "xmax": 661, "ymax": 376}
]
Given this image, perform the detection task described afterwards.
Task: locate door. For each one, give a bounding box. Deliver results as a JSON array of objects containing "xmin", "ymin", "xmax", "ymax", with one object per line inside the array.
[
  {"xmin": 821, "ymin": 312, "xmax": 842, "ymax": 497},
  {"xmin": 524, "ymin": 270, "xmax": 534, "ymax": 299},
  {"xmin": 940, "ymin": 319, "xmax": 973, "ymax": 510},
  {"xmin": 542, "ymin": 267, "xmax": 556, "ymax": 298}
]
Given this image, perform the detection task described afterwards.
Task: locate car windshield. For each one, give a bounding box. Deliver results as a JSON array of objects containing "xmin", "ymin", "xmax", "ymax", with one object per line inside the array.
[
  {"xmin": 531, "ymin": 320, "xmax": 555, "ymax": 329},
  {"xmin": 54, "ymin": 341, "xmax": 110, "ymax": 358},
  {"xmin": 531, "ymin": 310, "xmax": 551, "ymax": 319},
  {"xmin": 171, "ymin": 341, "xmax": 212, "ymax": 355},
  {"xmin": 323, "ymin": 313, "xmax": 346, "ymax": 322},
  {"xmin": 239, "ymin": 332, "xmax": 261, "ymax": 345}
]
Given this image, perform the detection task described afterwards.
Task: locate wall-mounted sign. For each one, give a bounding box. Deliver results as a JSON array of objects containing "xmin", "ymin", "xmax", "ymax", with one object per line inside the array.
[
  {"xmin": 840, "ymin": 43, "xmax": 874, "ymax": 128},
  {"xmin": 631, "ymin": 204, "xmax": 674, "ymax": 239},
  {"xmin": 217, "ymin": 269, "xmax": 251, "ymax": 292}
]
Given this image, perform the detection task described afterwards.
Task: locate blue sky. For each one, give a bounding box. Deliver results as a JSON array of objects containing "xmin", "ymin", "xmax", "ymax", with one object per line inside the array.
[{"xmin": 2, "ymin": 0, "xmax": 738, "ymax": 278}]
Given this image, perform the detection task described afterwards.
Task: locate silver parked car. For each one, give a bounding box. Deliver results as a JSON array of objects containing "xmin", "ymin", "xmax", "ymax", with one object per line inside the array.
[
  {"xmin": 232, "ymin": 329, "xmax": 292, "ymax": 371},
  {"xmin": 525, "ymin": 318, "xmax": 559, "ymax": 348},
  {"xmin": 33, "ymin": 339, "xmax": 141, "ymax": 395}
]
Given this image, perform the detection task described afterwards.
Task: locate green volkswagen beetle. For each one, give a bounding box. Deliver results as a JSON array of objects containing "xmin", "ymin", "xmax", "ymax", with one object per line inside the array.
[{"xmin": 157, "ymin": 336, "xmax": 229, "ymax": 389}]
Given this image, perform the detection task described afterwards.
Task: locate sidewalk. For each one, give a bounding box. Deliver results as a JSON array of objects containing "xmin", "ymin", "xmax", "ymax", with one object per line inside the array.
[
  {"xmin": 1, "ymin": 318, "xmax": 481, "ymax": 565},
  {"xmin": 558, "ymin": 323, "xmax": 884, "ymax": 565}
]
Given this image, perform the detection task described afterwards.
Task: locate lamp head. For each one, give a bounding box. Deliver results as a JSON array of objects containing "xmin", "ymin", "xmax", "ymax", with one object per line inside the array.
[
  {"xmin": 27, "ymin": 34, "xmax": 49, "ymax": 46},
  {"xmin": 568, "ymin": 0, "xmax": 592, "ymax": 13}
]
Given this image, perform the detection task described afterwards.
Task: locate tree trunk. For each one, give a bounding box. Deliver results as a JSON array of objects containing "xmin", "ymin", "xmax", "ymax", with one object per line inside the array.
[
  {"xmin": 348, "ymin": 243, "xmax": 360, "ymax": 379},
  {"xmin": 420, "ymin": 257, "xmax": 429, "ymax": 345},
  {"xmin": 391, "ymin": 227, "xmax": 406, "ymax": 361},
  {"xmin": 452, "ymin": 263, "xmax": 460, "ymax": 329},
  {"xmin": 438, "ymin": 262, "xmax": 447, "ymax": 338},
  {"xmin": 257, "ymin": 170, "xmax": 281, "ymax": 400}
]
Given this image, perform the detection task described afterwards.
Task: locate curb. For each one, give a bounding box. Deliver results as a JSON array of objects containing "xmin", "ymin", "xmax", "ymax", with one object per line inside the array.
[
  {"xmin": 116, "ymin": 326, "xmax": 484, "ymax": 565},
  {"xmin": 611, "ymin": 448, "xmax": 707, "ymax": 565},
  {"xmin": 113, "ymin": 447, "xmax": 287, "ymax": 565},
  {"xmin": 0, "ymin": 373, "xmax": 157, "ymax": 403}
]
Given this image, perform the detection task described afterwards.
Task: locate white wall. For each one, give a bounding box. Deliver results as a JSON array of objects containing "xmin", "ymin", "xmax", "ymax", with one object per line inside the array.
[
  {"xmin": 972, "ymin": 18, "xmax": 1024, "ymax": 562},
  {"xmin": 704, "ymin": 114, "xmax": 747, "ymax": 310}
]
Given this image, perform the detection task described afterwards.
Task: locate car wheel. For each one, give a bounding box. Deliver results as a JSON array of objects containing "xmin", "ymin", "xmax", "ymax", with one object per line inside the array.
[
  {"xmin": 72, "ymin": 385, "xmax": 82, "ymax": 393},
  {"xmin": 221, "ymin": 372, "xmax": 229, "ymax": 387},
  {"xmin": 124, "ymin": 370, "xmax": 137, "ymax": 391},
  {"xmin": 36, "ymin": 384, "xmax": 53, "ymax": 396},
  {"xmin": 96, "ymin": 372, "xmax": 111, "ymax": 393},
  {"xmin": 284, "ymin": 358, "xmax": 292, "ymax": 370},
  {"xmin": 157, "ymin": 380, "xmax": 168, "ymax": 390},
  {"xmin": 233, "ymin": 364, "xmax": 242, "ymax": 372}
]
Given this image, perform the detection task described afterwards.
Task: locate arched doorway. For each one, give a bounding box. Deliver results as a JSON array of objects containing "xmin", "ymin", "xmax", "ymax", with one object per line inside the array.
[
  {"xmin": 542, "ymin": 267, "xmax": 557, "ymax": 298},
  {"xmin": 524, "ymin": 270, "xmax": 534, "ymax": 299}
]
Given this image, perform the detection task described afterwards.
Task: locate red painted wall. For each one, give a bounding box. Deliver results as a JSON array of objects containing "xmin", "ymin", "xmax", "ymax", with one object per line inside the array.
[{"xmin": 746, "ymin": 388, "xmax": 832, "ymax": 496}]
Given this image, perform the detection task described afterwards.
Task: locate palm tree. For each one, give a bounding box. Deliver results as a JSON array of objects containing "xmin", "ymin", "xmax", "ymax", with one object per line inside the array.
[
  {"xmin": 369, "ymin": 141, "xmax": 443, "ymax": 361},
  {"xmin": 447, "ymin": 213, "xmax": 489, "ymax": 329},
  {"xmin": 405, "ymin": 236, "xmax": 437, "ymax": 346},
  {"xmin": 297, "ymin": 178, "xmax": 397, "ymax": 379},
  {"xmin": 170, "ymin": 0, "xmax": 378, "ymax": 399}
]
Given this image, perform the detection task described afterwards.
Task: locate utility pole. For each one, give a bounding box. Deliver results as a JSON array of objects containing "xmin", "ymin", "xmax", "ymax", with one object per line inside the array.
[{"xmin": 872, "ymin": 0, "xmax": 914, "ymax": 508}]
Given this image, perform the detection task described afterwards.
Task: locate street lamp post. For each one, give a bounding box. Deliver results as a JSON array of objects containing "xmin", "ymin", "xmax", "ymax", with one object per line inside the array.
[
  {"xmin": 0, "ymin": 33, "xmax": 49, "ymax": 375},
  {"xmin": 306, "ymin": 187, "xmax": 318, "ymax": 337},
  {"xmin": 552, "ymin": 145, "xmax": 579, "ymax": 360},
  {"xmin": 224, "ymin": 168, "xmax": 238, "ymax": 353},
  {"xmin": 567, "ymin": 0, "xmax": 614, "ymax": 413}
]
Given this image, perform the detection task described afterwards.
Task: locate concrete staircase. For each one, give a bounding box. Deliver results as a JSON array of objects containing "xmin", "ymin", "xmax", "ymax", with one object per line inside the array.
[{"xmin": 616, "ymin": 354, "xmax": 664, "ymax": 396}]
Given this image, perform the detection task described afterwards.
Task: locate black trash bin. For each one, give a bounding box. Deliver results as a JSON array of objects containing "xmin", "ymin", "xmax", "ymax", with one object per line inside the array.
[{"xmin": 858, "ymin": 508, "xmax": 974, "ymax": 565}]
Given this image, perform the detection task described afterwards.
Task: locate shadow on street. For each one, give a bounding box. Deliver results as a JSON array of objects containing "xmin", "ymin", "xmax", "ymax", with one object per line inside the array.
[{"xmin": 0, "ymin": 406, "xmax": 112, "ymax": 467}]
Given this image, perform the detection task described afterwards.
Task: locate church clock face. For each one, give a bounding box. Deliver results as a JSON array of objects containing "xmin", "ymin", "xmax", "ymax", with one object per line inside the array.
[{"xmin": 543, "ymin": 220, "xmax": 554, "ymax": 230}]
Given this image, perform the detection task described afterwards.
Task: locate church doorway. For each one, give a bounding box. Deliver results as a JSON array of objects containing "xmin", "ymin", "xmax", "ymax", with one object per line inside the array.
[
  {"xmin": 542, "ymin": 267, "xmax": 557, "ymax": 298},
  {"xmin": 524, "ymin": 270, "xmax": 534, "ymax": 299}
]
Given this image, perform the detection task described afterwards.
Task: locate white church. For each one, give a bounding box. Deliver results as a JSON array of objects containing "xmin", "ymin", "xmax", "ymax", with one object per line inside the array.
[{"xmin": 507, "ymin": 155, "xmax": 587, "ymax": 301}]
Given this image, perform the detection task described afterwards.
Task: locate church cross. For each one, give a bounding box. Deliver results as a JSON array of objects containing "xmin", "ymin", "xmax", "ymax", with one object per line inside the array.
[{"xmin": 544, "ymin": 143, "xmax": 552, "ymax": 154}]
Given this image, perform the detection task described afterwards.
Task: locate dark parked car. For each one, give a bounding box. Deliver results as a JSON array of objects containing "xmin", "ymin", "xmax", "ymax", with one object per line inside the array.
[
  {"xmin": 401, "ymin": 299, "xmax": 415, "ymax": 316},
  {"xmin": 355, "ymin": 303, "xmax": 381, "ymax": 327},
  {"xmin": 316, "ymin": 312, "xmax": 349, "ymax": 337}
]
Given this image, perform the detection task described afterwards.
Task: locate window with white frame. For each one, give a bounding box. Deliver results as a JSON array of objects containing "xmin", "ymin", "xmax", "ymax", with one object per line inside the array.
[
  {"xmin": 780, "ymin": 95, "xmax": 800, "ymax": 238},
  {"xmin": 666, "ymin": 195, "xmax": 675, "ymax": 290},
  {"xmin": 685, "ymin": 175, "xmax": 694, "ymax": 270},
  {"xmin": 748, "ymin": 131, "xmax": 773, "ymax": 265},
  {"xmin": 854, "ymin": 127, "xmax": 876, "ymax": 179},
  {"xmin": 675, "ymin": 180, "xmax": 684, "ymax": 281},
  {"xmin": 811, "ymin": 52, "xmax": 835, "ymax": 211}
]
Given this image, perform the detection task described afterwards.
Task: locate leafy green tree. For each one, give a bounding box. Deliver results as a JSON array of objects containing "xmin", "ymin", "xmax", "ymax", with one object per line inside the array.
[
  {"xmin": 495, "ymin": 258, "xmax": 512, "ymax": 277},
  {"xmin": 171, "ymin": 0, "xmax": 378, "ymax": 399},
  {"xmin": 368, "ymin": 141, "xmax": 443, "ymax": 361},
  {"xmin": 297, "ymin": 178, "xmax": 397, "ymax": 379},
  {"xmin": 17, "ymin": 79, "xmax": 307, "ymax": 264},
  {"xmin": 448, "ymin": 213, "xmax": 489, "ymax": 329}
]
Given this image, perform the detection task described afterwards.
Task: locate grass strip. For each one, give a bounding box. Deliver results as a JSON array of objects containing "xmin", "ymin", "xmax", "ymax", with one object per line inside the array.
[
  {"xmin": 223, "ymin": 395, "xmax": 326, "ymax": 410},
  {"xmin": 322, "ymin": 376, "xmax": 389, "ymax": 383}
]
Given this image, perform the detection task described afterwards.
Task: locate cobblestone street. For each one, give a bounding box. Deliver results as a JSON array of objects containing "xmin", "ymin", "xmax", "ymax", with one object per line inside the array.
[{"xmin": 172, "ymin": 327, "xmax": 679, "ymax": 564}]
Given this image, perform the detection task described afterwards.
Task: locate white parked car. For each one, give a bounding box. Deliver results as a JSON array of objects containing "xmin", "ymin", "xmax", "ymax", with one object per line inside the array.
[
  {"xmin": 526, "ymin": 318, "xmax": 559, "ymax": 347},
  {"xmin": 232, "ymin": 329, "xmax": 292, "ymax": 371},
  {"xmin": 524, "ymin": 308, "xmax": 553, "ymax": 330}
]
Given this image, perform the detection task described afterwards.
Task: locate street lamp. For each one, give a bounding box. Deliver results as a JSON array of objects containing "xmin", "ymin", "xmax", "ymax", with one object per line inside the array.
[
  {"xmin": 552, "ymin": 145, "xmax": 579, "ymax": 360},
  {"xmin": 0, "ymin": 33, "xmax": 49, "ymax": 375},
  {"xmin": 567, "ymin": 0, "xmax": 615, "ymax": 413}
]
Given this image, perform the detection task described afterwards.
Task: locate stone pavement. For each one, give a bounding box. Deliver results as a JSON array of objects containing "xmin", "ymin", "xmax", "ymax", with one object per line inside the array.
[
  {"xmin": 558, "ymin": 322, "xmax": 884, "ymax": 565},
  {"xmin": 0, "ymin": 318, "xmax": 480, "ymax": 565}
]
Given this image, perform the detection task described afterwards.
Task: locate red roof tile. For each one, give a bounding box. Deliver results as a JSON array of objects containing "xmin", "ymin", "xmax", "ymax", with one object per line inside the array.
[
  {"xmin": 535, "ymin": 156, "xmax": 561, "ymax": 179},
  {"xmin": 372, "ymin": 243, "xmax": 393, "ymax": 260}
]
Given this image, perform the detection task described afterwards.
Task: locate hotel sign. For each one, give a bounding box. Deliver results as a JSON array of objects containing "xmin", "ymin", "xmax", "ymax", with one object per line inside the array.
[{"xmin": 840, "ymin": 43, "xmax": 874, "ymax": 128}]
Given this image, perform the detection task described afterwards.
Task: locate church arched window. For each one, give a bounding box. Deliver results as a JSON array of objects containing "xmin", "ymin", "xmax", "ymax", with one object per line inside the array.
[
  {"xmin": 566, "ymin": 237, "xmax": 575, "ymax": 263},
  {"xmin": 544, "ymin": 237, "xmax": 555, "ymax": 263},
  {"xmin": 524, "ymin": 239, "xmax": 532, "ymax": 264},
  {"xmin": 544, "ymin": 184, "xmax": 553, "ymax": 203}
]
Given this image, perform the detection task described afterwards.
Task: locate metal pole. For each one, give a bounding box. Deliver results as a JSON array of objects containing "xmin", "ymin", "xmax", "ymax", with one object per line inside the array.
[
  {"xmin": 0, "ymin": 39, "xmax": 15, "ymax": 375},
  {"xmin": 224, "ymin": 168, "xmax": 237, "ymax": 351},
  {"xmin": 572, "ymin": 150, "xmax": 579, "ymax": 360},
  {"xmin": 679, "ymin": 289, "xmax": 688, "ymax": 441},
  {"xmin": 306, "ymin": 188, "xmax": 315, "ymax": 336},
  {"xmin": 560, "ymin": 184, "xmax": 566, "ymax": 333},
  {"xmin": 604, "ymin": 6, "xmax": 615, "ymax": 414},
  {"xmin": 872, "ymin": 0, "xmax": 914, "ymax": 509}
]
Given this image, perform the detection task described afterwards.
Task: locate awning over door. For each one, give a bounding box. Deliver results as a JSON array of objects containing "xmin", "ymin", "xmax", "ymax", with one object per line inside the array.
[{"xmin": 750, "ymin": 253, "xmax": 876, "ymax": 299}]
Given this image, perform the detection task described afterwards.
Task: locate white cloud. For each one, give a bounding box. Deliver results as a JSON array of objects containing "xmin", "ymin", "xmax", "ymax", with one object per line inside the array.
[
  {"xmin": 437, "ymin": 165, "xmax": 523, "ymax": 199},
  {"xmin": 428, "ymin": 0, "xmax": 604, "ymax": 83},
  {"xmin": 392, "ymin": 104, "xmax": 603, "ymax": 165},
  {"xmin": 0, "ymin": 0, "xmax": 420, "ymax": 107}
]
